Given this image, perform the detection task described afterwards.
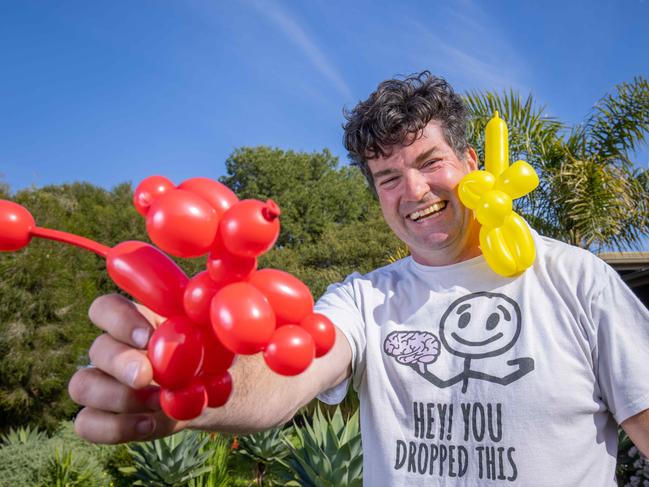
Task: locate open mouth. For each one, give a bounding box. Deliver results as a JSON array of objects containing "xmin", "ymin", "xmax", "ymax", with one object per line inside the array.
[{"xmin": 407, "ymin": 201, "xmax": 447, "ymax": 222}]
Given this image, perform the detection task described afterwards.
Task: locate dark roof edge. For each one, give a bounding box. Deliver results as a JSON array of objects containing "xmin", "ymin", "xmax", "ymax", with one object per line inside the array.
[{"xmin": 598, "ymin": 252, "xmax": 649, "ymax": 267}]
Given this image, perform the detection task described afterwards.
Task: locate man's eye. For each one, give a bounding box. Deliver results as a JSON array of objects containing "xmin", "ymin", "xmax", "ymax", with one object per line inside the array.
[
  {"xmin": 423, "ymin": 159, "xmax": 439, "ymax": 168},
  {"xmin": 380, "ymin": 177, "xmax": 398, "ymax": 187}
]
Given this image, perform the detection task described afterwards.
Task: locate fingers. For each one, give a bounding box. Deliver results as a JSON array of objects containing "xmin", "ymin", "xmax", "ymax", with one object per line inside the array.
[
  {"xmin": 74, "ymin": 407, "xmax": 184, "ymax": 444},
  {"xmin": 89, "ymin": 333, "xmax": 153, "ymax": 389},
  {"xmin": 74, "ymin": 294, "xmax": 182, "ymax": 445},
  {"xmin": 89, "ymin": 294, "xmax": 154, "ymax": 349},
  {"xmin": 69, "ymin": 367, "xmax": 159, "ymax": 413}
]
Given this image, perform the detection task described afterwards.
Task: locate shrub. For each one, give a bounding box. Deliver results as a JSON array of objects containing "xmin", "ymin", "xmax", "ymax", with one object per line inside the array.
[
  {"xmin": 284, "ymin": 405, "xmax": 362, "ymax": 487},
  {"xmin": 41, "ymin": 447, "xmax": 110, "ymax": 487},
  {"xmin": 187, "ymin": 433, "xmax": 231, "ymax": 487},
  {"xmin": 236, "ymin": 426, "xmax": 294, "ymax": 485},
  {"xmin": 0, "ymin": 421, "xmax": 118, "ymax": 486},
  {"xmin": 120, "ymin": 430, "xmax": 216, "ymax": 486}
]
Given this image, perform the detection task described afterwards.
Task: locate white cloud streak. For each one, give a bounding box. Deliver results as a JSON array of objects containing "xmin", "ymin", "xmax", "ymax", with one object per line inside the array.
[
  {"xmin": 246, "ymin": 0, "xmax": 353, "ymax": 100},
  {"xmin": 404, "ymin": 1, "xmax": 531, "ymax": 93}
]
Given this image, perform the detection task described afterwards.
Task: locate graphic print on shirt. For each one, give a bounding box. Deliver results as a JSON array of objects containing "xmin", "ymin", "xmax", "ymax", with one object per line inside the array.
[
  {"xmin": 384, "ymin": 292, "xmax": 534, "ymax": 393},
  {"xmin": 382, "ymin": 292, "xmax": 535, "ymax": 481}
]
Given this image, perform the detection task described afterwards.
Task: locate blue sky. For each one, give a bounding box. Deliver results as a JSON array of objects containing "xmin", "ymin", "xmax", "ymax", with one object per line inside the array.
[{"xmin": 1, "ymin": 0, "xmax": 648, "ymax": 246}]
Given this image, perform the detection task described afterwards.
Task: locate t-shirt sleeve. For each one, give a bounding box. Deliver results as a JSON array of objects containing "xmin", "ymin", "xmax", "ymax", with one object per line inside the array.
[
  {"xmin": 313, "ymin": 273, "xmax": 367, "ymax": 405},
  {"xmin": 591, "ymin": 263, "xmax": 649, "ymax": 424}
]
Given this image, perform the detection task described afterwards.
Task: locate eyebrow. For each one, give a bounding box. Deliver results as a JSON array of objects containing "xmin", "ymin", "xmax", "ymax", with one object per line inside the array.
[
  {"xmin": 372, "ymin": 167, "xmax": 398, "ymax": 180},
  {"xmin": 415, "ymin": 147, "xmax": 438, "ymax": 165},
  {"xmin": 370, "ymin": 146, "xmax": 439, "ymax": 180}
]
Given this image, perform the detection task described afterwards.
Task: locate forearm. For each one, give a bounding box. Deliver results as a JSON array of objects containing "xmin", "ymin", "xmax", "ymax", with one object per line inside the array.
[{"xmin": 622, "ymin": 408, "xmax": 649, "ymax": 458}]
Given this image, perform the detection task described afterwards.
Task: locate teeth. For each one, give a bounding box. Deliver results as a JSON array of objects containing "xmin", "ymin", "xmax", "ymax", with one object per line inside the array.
[{"xmin": 409, "ymin": 201, "xmax": 447, "ymax": 221}]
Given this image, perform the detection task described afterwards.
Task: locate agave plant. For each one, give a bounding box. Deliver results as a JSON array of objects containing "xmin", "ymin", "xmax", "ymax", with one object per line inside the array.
[
  {"xmin": 283, "ymin": 405, "xmax": 362, "ymax": 487},
  {"xmin": 0, "ymin": 423, "xmax": 49, "ymax": 446},
  {"xmin": 237, "ymin": 426, "xmax": 293, "ymax": 485},
  {"xmin": 120, "ymin": 430, "xmax": 214, "ymax": 487}
]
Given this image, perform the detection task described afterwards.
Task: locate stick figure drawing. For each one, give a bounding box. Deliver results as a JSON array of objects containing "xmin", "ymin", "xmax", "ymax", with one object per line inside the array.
[{"xmin": 384, "ymin": 292, "xmax": 534, "ymax": 393}]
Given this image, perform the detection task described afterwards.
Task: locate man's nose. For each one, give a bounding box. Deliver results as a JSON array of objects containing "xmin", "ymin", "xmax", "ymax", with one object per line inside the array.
[{"xmin": 404, "ymin": 170, "xmax": 429, "ymax": 200}]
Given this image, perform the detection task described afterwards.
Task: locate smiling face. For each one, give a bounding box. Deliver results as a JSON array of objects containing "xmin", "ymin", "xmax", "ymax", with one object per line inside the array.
[
  {"xmin": 439, "ymin": 292, "xmax": 522, "ymax": 359},
  {"xmin": 368, "ymin": 121, "xmax": 481, "ymax": 266}
]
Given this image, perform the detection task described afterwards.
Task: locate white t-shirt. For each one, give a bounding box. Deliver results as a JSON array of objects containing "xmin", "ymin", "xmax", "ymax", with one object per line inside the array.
[{"xmin": 316, "ymin": 233, "xmax": 649, "ymax": 486}]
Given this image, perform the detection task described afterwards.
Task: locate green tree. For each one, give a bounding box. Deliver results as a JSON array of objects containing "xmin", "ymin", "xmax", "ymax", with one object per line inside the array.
[
  {"xmin": 464, "ymin": 76, "xmax": 649, "ymax": 251},
  {"xmin": 0, "ymin": 183, "xmax": 147, "ymax": 431},
  {"xmin": 222, "ymin": 147, "xmax": 377, "ymax": 245},
  {"xmin": 0, "ymin": 176, "xmax": 9, "ymax": 199}
]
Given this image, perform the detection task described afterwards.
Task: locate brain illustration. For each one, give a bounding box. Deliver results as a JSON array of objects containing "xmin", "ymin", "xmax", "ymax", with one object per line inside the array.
[{"xmin": 383, "ymin": 331, "xmax": 441, "ymax": 366}]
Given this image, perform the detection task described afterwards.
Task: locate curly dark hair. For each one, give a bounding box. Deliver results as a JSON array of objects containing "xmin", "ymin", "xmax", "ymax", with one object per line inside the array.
[{"xmin": 343, "ymin": 71, "xmax": 469, "ymax": 195}]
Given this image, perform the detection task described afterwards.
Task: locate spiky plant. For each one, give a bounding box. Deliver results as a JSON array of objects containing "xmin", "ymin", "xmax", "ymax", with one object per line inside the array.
[
  {"xmin": 283, "ymin": 405, "xmax": 362, "ymax": 487},
  {"xmin": 187, "ymin": 433, "xmax": 231, "ymax": 487},
  {"xmin": 0, "ymin": 423, "xmax": 48, "ymax": 446},
  {"xmin": 237, "ymin": 426, "xmax": 293, "ymax": 485},
  {"xmin": 120, "ymin": 430, "xmax": 214, "ymax": 487},
  {"xmin": 386, "ymin": 244, "xmax": 410, "ymax": 264},
  {"xmin": 42, "ymin": 447, "xmax": 108, "ymax": 487}
]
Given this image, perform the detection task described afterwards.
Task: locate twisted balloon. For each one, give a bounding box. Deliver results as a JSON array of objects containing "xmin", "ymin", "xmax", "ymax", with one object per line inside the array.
[
  {"xmin": 0, "ymin": 175, "xmax": 336, "ymax": 421},
  {"xmin": 458, "ymin": 111, "xmax": 539, "ymax": 277}
]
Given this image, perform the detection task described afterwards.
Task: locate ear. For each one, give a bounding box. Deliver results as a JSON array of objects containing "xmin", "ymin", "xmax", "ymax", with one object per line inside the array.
[{"xmin": 465, "ymin": 147, "xmax": 478, "ymax": 172}]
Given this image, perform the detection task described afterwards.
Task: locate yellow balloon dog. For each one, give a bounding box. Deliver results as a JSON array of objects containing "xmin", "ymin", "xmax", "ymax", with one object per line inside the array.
[{"xmin": 458, "ymin": 112, "xmax": 539, "ymax": 277}]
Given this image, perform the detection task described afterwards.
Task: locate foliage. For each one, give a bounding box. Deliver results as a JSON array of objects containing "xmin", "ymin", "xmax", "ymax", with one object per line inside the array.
[
  {"xmin": 386, "ymin": 244, "xmax": 410, "ymax": 264},
  {"xmin": 0, "ymin": 183, "xmax": 147, "ymax": 431},
  {"xmin": 187, "ymin": 433, "xmax": 231, "ymax": 487},
  {"xmin": 0, "ymin": 423, "xmax": 48, "ymax": 446},
  {"xmin": 0, "ymin": 176, "xmax": 9, "ymax": 199},
  {"xmin": 464, "ymin": 77, "xmax": 649, "ymax": 251},
  {"xmin": 284, "ymin": 405, "xmax": 363, "ymax": 487},
  {"xmin": 236, "ymin": 426, "xmax": 295, "ymax": 485},
  {"xmin": 102, "ymin": 444, "xmax": 136, "ymax": 487},
  {"xmin": 121, "ymin": 430, "xmax": 215, "ymax": 486},
  {"xmin": 221, "ymin": 147, "xmax": 375, "ymax": 246},
  {"xmin": 0, "ymin": 421, "xmax": 117, "ymax": 486},
  {"xmin": 617, "ymin": 428, "xmax": 649, "ymax": 486},
  {"xmin": 42, "ymin": 447, "xmax": 110, "ymax": 487}
]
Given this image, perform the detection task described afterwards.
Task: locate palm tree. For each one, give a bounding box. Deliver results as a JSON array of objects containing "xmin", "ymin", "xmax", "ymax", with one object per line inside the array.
[{"xmin": 464, "ymin": 77, "xmax": 649, "ymax": 252}]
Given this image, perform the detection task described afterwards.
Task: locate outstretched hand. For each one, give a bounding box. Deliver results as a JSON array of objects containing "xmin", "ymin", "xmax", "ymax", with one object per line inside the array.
[{"xmin": 68, "ymin": 294, "xmax": 186, "ymax": 444}]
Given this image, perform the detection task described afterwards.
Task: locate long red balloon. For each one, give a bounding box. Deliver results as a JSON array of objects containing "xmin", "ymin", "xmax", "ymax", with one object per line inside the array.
[{"xmin": 107, "ymin": 241, "xmax": 189, "ymax": 318}]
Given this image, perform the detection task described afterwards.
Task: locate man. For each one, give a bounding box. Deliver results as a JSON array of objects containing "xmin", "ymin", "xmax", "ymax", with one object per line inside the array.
[{"xmin": 69, "ymin": 72, "xmax": 649, "ymax": 485}]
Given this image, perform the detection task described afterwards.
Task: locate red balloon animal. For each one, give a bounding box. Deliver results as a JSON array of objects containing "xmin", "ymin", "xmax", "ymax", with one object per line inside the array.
[{"xmin": 0, "ymin": 176, "xmax": 336, "ymax": 421}]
